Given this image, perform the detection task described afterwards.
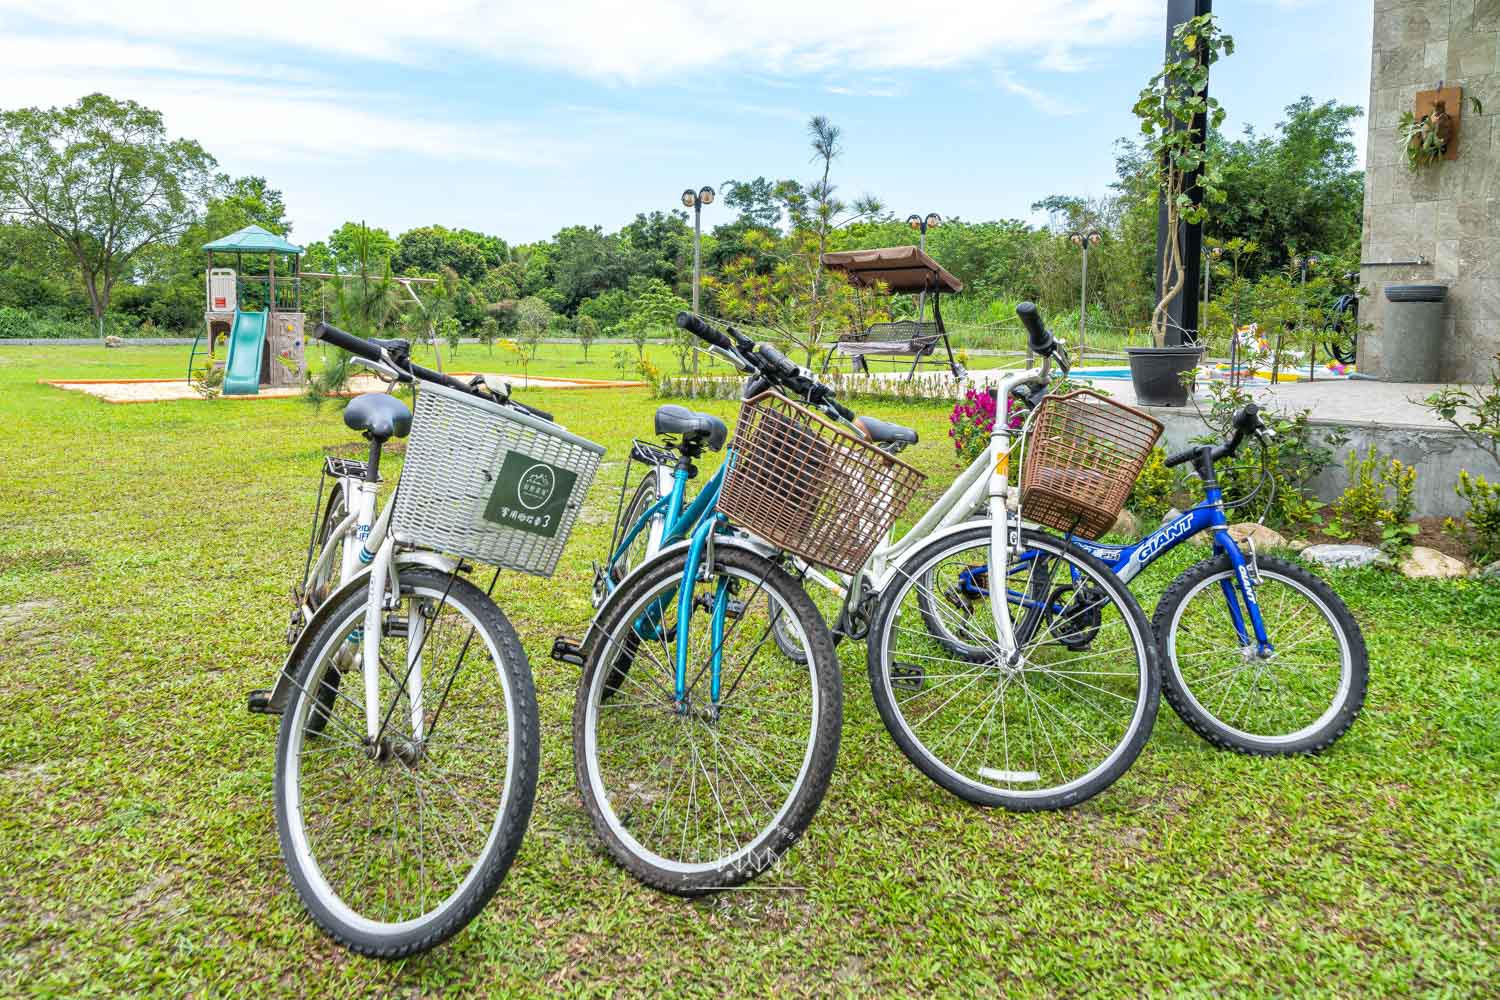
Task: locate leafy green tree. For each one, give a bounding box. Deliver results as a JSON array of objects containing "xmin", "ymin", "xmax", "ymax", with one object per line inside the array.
[
  {"xmin": 619, "ymin": 278, "xmax": 687, "ymax": 363},
  {"xmin": 323, "ymin": 221, "xmax": 396, "ymax": 274},
  {"xmin": 550, "ymin": 225, "xmax": 631, "ymax": 313},
  {"xmin": 0, "ymin": 93, "xmax": 216, "ymax": 338},
  {"xmin": 619, "ymin": 210, "xmax": 693, "ymax": 290},
  {"xmin": 576, "ymin": 313, "xmax": 600, "ymax": 361},
  {"xmin": 394, "ymin": 225, "xmax": 505, "ymax": 283}
]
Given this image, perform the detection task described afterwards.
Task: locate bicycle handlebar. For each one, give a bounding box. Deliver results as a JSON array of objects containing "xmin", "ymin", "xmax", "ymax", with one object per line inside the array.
[
  {"xmin": 1164, "ymin": 403, "xmax": 1264, "ymax": 469},
  {"xmin": 312, "ymin": 321, "xmax": 553, "ymax": 422}
]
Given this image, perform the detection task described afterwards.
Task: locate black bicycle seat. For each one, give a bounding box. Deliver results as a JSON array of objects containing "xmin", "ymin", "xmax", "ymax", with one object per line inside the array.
[
  {"xmin": 344, "ymin": 393, "xmax": 412, "ymax": 441},
  {"xmin": 655, "ymin": 405, "xmax": 728, "ymax": 451}
]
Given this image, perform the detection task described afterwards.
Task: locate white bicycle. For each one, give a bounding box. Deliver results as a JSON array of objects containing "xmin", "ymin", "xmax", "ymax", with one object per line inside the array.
[
  {"xmin": 249, "ymin": 323, "xmax": 601, "ymax": 958},
  {"xmin": 584, "ymin": 306, "xmax": 1160, "ymax": 812}
]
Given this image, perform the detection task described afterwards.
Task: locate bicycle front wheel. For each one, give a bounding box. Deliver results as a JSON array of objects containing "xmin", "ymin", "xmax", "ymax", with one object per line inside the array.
[
  {"xmin": 574, "ymin": 544, "xmax": 841, "ymax": 894},
  {"xmin": 274, "ymin": 568, "xmax": 539, "ymax": 958},
  {"xmin": 869, "ymin": 524, "xmax": 1159, "ymax": 811},
  {"xmin": 1154, "ymin": 554, "xmax": 1368, "ymax": 755}
]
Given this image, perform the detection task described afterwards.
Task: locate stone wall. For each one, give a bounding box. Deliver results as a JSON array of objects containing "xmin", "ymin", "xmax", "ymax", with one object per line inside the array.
[{"xmin": 1360, "ymin": 0, "xmax": 1499, "ymax": 381}]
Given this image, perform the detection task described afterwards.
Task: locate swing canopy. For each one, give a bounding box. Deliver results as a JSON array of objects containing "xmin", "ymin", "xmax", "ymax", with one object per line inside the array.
[{"xmin": 821, "ymin": 245, "xmax": 963, "ymax": 295}]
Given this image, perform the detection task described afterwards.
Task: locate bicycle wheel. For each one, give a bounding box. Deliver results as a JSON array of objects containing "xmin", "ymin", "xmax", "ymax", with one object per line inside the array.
[
  {"xmin": 305, "ymin": 484, "xmax": 349, "ymax": 612},
  {"xmin": 868, "ymin": 524, "xmax": 1159, "ymax": 811},
  {"xmin": 1153, "ymin": 554, "xmax": 1368, "ymax": 755},
  {"xmin": 574, "ymin": 543, "xmax": 841, "ymax": 894},
  {"xmin": 275, "ymin": 568, "xmax": 539, "ymax": 958}
]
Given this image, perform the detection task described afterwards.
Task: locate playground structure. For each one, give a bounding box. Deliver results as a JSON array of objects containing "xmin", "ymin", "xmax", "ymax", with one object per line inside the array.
[{"xmin": 190, "ymin": 225, "xmax": 307, "ymax": 395}]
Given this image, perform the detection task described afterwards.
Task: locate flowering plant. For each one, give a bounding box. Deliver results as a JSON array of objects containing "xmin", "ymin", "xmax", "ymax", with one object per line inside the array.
[{"xmin": 949, "ymin": 388, "xmax": 1022, "ymax": 463}]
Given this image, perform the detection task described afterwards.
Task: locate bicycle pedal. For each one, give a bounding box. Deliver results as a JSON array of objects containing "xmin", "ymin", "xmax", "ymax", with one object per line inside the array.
[
  {"xmin": 247, "ymin": 688, "xmax": 280, "ymax": 716},
  {"xmin": 891, "ymin": 662, "xmax": 925, "ymax": 691},
  {"xmin": 551, "ymin": 636, "xmax": 585, "ymax": 667}
]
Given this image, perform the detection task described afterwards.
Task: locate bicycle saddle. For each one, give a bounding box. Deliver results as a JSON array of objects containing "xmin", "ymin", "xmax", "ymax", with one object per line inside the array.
[
  {"xmin": 854, "ymin": 415, "xmax": 918, "ymax": 448},
  {"xmin": 344, "ymin": 393, "xmax": 412, "ymax": 441},
  {"xmin": 655, "ymin": 405, "xmax": 728, "ymax": 451}
]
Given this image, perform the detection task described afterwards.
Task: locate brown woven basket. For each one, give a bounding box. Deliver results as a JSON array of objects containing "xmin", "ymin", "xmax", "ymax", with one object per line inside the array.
[
  {"xmin": 1020, "ymin": 389, "xmax": 1164, "ymax": 539},
  {"xmin": 719, "ymin": 392, "xmax": 926, "ymax": 574}
]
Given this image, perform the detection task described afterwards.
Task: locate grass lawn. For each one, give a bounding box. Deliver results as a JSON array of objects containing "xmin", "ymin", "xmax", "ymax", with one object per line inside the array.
[{"xmin": 2, "ymin": 343, "xmax": 1496, "ymax": 997}]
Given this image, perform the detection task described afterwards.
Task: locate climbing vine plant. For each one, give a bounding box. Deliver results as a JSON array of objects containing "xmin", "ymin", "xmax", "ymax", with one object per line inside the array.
[{"xmin": 1132, "ymin": 13, "xmax": 1234, "ymax": 344}]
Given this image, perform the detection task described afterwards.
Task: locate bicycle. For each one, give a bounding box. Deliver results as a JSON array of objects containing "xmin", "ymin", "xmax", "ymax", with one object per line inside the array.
[
  {"xmin": 935, "ymin": 403, "xmax": 1368, "ymax": 756},
  {"xmin": 577, "ymin": 308, "xmax": 1162, "ymax": 813},
  {"xmin": 558, "ymin": 324, "xmax": 934, "ymax": 895},
  {"xmin": 1322, "ymin": 274, "xmax": 1359, "ymax": 367},
  {"xmin": 247, "ymin": 323, "xmax": 603, "ymax": 957}
]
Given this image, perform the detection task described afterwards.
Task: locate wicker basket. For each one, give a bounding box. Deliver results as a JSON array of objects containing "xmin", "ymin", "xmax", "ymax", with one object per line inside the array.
[
  {"xmin": 718, "ymin": 391, "xmax": 925, "ymax": 574},
  {"xmin": 1020, "ymin": 389, "xmax": 1163, "ymax": 540},
  {"xmin": 391, "ymin": 381, "xmax": 604, "ymax": 577}
]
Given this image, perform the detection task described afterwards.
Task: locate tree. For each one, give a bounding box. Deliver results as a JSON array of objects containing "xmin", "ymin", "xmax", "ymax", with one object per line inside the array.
[
  {"xmin": 720, "ymin": 176, "xmax": 785, "ymax": 230},
  {"xmin": 0, "ymin": 94, "xmax": 216, "ymax": 338},
  {"xmin": 576, "ymin": 313, "xmax": 600, "ymax": 361},
  {"xmin": 324, "ymin": 221, "xmax": 396, "ymax": 274},
  {"xmin": 393, "ymin": 225, "xmax": 505, "ymax": 283},
  {"xmin": 550, "ymin": 225, "xmax": 630, "ymax": 313},
  {"xmin": 1131, "ymin": 14, "xmax": 1234, "ymax": 343},
  {"xmin": 160, "ymin": 174, "xmax": 290, "ymax": 283},
  {"xmin": 512, "ymin": 295, "xmax": 552, "ymax": 383},
  {"xmin": 619, "ymin": 278, "xmax": 686, "ymax": 362},
  {"xmin": 802, "ymin": 116, "xmax": 882, "ymax": 350}
]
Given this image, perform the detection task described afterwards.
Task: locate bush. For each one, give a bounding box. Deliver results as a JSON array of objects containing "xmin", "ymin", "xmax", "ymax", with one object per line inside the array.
[
  {"xmin": 1326, "ymin": 445, "xmax": 1417, "ymax": 552},
  {"xmin": 0, "ymin": 306, "xmax": 142, "ymax": 339},
  {"xmin": 1127, "ymin": 447, "xmax": 1191, "ymax": 524},
  {"xmin": 1445, "ymin": 471, "xmax": 1500, "ymax": 565},
  {"xmin": 949, "ymin": 389, "xmax": 997, "ymax": 464}
]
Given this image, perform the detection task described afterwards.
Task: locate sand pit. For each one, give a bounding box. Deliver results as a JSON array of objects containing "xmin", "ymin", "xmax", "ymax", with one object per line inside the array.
[{"xmin": 44, "ymin": 373, "xmax": 644, "ymax": 404}]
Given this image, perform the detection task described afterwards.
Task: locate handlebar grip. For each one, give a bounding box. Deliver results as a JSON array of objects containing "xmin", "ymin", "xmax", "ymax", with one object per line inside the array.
[
  {"xmin": 829, "ymin": 397, "xmax": 855, "ymax": 422},
  {"xmin": 1015, "ymin": 302, "xmax": 1055, "ymax": 355},
  {"xmin": 1233, "ymin": 403, "xmax": 1262, "ymax": 433},
  {"xmin": 1164, "ymin": 447, "xmax": 1199, "ymax": 469},
  {"xmin": 676, "ymin": 311, "xmax": 732, "ymax": 350},
  {"xmin": 313, "ymin": 322, "xmax": 382, "ymax": 362}
]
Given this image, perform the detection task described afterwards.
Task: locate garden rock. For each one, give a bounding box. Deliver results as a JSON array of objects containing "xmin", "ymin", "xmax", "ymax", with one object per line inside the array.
[
  {"xmin": 1473, "ymin": 560, "xmax": 1500, "ymax": 581},
  {"xmin": 1300, "ymin": 543, "xmax": 1390, "ymax": 570},
  {"xmin": 1111, "ymin": 509, "xmax": 1139, "ymax": 538},
  {"xmin": 1288, "ymin": 539, "xmax": 1312, "ymax": 553},
  {"xmin": 1228, "ymin": 522, "xmax": 1288, "ymax": 549},
  {"xmin": 104, "ymin": 335, "xmax": 124, "ymax": 348},
  {"xmin": 1399, "ymin": 546, "xmax": 1469, "ymax": 580}
]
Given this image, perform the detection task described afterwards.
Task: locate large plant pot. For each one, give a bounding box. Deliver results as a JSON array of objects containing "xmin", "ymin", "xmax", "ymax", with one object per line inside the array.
[{"xmin": 1125, "ymin": 346, "xmax": 1203, "ymax": 407}]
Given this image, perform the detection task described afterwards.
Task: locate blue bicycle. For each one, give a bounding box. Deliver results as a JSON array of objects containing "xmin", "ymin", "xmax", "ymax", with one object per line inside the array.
[{"xmin": 918, "ymin": 403, "xmax": 1369, "ymax": 756}]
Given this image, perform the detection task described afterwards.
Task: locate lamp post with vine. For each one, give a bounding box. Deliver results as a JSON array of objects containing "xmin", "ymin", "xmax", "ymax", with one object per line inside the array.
[
  {"xmin": 1068, "ymin": 229, "xmax": 1102, "ymax": 362},
  {"xmin": 681, "ymin": 185, "xmax": 715, "ymax": 374},
  {"xmin": 906, "ymin": 213, "xmax": 942, "ymax": 323}
]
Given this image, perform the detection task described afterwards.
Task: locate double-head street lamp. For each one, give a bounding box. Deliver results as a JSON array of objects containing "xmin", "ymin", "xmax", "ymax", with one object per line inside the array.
[
  {"xmin": 1069, "ymin": 229, "xmax": 1102, "ymax": 361},
  {"xmin": 906, "ymin": 212, "xmax": 941, "ymax": 253},
  {"xmin": 682, "ymin": 185, "xmax": 715, "ymax": 374}
]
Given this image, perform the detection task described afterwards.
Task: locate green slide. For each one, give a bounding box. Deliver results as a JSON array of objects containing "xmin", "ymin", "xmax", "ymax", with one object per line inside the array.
[{"xmin": 222, "ymin": 310, "xmax": 268, "ymax": 395}]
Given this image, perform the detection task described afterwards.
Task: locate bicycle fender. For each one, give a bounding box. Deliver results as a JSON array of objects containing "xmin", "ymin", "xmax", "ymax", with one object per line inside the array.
[{"xmin": 264, "ymin": 550, "xmax": 460, "ymax": 713}]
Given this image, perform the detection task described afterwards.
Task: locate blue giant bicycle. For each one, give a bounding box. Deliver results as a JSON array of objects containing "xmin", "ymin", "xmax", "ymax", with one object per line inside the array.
[{"xmin": 916, "ymin": 401, "xmax": 1369, "ymax": 756}]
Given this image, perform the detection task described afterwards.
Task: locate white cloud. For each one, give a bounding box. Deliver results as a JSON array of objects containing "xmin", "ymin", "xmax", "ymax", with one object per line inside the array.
[
  {"xmin": 997, "ymin": 73, "xmax": 1082, "ymax": 117},
  {"xmin": 2, "ymin": 0, "xmax": 1159, "ymax": 83}
]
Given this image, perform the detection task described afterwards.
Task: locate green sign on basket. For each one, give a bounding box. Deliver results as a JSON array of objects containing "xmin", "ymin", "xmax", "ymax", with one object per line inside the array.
[{"xmin": 484, "ymin": 452, "xmax": 577, "ymax": 539}]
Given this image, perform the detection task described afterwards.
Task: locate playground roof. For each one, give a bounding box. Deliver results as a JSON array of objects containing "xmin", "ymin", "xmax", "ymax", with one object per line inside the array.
[
  {"xmin": 821, "ymin": 245, "xmax": 963, "ymax": 294},
  {"xmin": 202, "ymin": 225, "xmax": 303, "ymax": 255}
]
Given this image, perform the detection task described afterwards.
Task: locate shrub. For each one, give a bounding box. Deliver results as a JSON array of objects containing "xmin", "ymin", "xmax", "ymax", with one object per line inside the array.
[
  {"xmin": 1326, "ymin": 446, "xmax": 1417, "ymax": 553},
  {"xmin": 1127, "ymin": 447, "xmax": 1190, "ymax": 524},
  {"xmin": 1193, "ymin": 381, "xmax": 1345, "ymax": 531},
  {"xmin": 1445, "ymin": 471, "xmax": 1500, "ymax": 565}
]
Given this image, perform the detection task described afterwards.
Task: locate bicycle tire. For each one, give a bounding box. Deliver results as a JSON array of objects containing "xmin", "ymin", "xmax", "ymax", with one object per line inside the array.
[{"xmin": 1154, "ymin": 554, "xmax": 1367, "ymax": 755}]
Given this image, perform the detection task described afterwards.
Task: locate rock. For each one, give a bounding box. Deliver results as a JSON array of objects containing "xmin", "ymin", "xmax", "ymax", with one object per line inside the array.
[
  {"xmin": 1300, "ymin": 543, "xmax": 1390, "ymax": 570},
  {"xmin": 1228, "ymin": 522, "xmax": 1289, "ymax": 549},
  {"xmin": 1399, "ymin": 546, "xmax": 1470, "ymax": 580},
  {"xmin": 104, "ymin": 335, "xmax": 124, "ymax": 348},
  {"xmin": 1288, "ymin": 539, "xmax": 1312, "ymax": 553},
  {"xmin": 1111, "ymin": 509, "xmax": 1138, "ymax": 538},
  {"xmin": 1473, "ymin": 560, "xmax": 1500, "ymax": 582},
  {"xmin": 1162, "ymin": 508, "xmax": 1182, "ymax": 526}
]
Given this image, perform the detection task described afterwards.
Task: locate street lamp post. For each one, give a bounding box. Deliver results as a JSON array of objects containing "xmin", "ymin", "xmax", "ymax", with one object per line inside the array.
[
  {"xmin": 681, "ymin": 185, "xmax": 715, "ymax": 374},
  {"xmin": 1068, "ymin": 230, "xmax": 1102, "ymax": 362},
  {"xmin": 906, "ymin": 213, "xmax": 942, "ymax": 322}
]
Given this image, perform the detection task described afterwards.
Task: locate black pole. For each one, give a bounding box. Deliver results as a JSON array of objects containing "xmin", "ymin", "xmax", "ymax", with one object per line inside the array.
[{"xmin": 1155, "ymin": 0, "xmax": 1212, "ymax": 346}]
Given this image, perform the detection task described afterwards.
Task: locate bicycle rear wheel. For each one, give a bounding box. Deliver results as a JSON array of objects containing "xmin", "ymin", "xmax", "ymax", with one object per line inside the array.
[
  {"xmin": 574, "ymin": 543, "xmax": 841, "ymax": 894},
  {"xmin": 1153, "ymin": 554, "xmax": 1367, "ymax": 754},
  {"xmin": 275, "ymin": 568, "xmax": 538, "ymax": 957},
  {"xmin": 868, "ymin": 524, "xmax": 1159, "ymax": 811}
]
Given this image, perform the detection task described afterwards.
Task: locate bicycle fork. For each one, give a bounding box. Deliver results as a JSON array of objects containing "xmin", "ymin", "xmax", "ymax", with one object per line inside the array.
[
  {"xmin": 1214, "ymin": 533, "xmax": 1274, "ymax": 657},
  {"xmin": 672, "ymin": 513, "xmax": 731, "ymax": 714}
]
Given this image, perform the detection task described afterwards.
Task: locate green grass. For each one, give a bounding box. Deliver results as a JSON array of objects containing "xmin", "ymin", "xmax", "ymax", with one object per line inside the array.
[{"xmin": 2, "ymin": 344, "xmax": 1496, "ymax": 996}]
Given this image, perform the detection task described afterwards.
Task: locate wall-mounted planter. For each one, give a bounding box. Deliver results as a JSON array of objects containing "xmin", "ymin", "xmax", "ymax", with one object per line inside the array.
[{"xmin": 1400, "ymin": 86, "xmax": 1481, "ymax": 170}]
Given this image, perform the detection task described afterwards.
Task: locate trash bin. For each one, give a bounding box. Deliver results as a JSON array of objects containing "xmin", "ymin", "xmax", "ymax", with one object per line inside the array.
[{"xmin": 1382, "ymin": 284, "xmax": 1447, "ymax": 382}]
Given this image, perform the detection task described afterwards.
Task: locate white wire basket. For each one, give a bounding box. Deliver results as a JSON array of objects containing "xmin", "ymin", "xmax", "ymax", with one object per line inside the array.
[{"xmin": 391, "ymin": 380, "xmax": 604, "ymax": 577}]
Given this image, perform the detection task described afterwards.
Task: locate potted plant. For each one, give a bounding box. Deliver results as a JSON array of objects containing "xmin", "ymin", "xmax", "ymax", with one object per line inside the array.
[
  {"xmin": 1126, "ymin": 13, "xmax": 1233, "ymax": 406},
  {"xmin": 1399, "ymin": 94, "xmax": 1482, "ymax": 171}
]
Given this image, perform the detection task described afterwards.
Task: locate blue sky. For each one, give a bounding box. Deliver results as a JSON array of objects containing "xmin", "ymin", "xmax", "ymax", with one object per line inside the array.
[{"xmin": 0, "ymin": 0, "xmax": 1372, "ymax": 245}]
